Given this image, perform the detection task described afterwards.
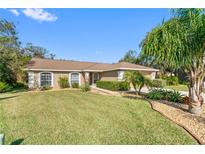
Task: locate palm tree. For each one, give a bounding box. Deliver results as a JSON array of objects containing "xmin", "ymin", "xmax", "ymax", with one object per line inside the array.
[
  {"xmin": 141, "ymin": 9, "xmax": 205, "ymax": 114},
  {"xmin": 124, "ymin": 71, "xmax": 151, "ymax": 95}
]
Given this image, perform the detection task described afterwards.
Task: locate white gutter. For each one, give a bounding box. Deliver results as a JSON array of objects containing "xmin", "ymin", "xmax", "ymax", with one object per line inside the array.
[
  {"xmin": 103, "ymin": 68, "xmax": 159, "ymax": 72},
  {"xmin": 24, "ymin": 67, "xmax": 159, "ymax": 72}
]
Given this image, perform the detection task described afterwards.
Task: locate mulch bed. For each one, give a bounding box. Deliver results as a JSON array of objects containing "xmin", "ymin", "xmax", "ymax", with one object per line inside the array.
[{"xmin": 147, "ymin": 100, "xmax": 205, "ymax": 145}]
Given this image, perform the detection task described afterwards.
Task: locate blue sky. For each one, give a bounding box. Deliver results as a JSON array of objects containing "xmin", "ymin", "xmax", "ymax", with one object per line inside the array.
[{"xmin": 0, "ymin": 8, "xmax": 171, "ymax": 63}]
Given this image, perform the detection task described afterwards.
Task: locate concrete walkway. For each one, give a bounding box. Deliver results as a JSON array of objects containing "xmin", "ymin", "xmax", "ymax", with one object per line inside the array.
[{"xmin": 90, "ymin": 85, "xmax": 122, "ymax": 96}]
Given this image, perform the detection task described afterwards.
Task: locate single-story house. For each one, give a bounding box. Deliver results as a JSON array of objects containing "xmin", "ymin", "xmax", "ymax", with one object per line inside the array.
[{"xmin": 25, "ymin": 58, "xmax": 159, "ymax": 89}]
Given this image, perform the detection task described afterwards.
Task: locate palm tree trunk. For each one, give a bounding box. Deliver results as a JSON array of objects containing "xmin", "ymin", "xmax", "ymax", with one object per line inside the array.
[
  {"xmin": 188, "ymin": 71, "xmax": 204, "ymax": 114},
  {"xmin": 138, "ymin": 85, "xmax": 143, "ymax": 95}
]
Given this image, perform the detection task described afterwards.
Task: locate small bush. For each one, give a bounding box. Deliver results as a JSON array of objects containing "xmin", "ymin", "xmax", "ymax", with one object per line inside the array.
[
  {"xmin": 39, "ymin": 85, "xmax": 52, "ymax": 91},
  {"xmin": 166, "ymin": 90, "xmax": 183, "ymax": 103},
  {"xmin": 72, "ymin": 83, "xmax": 79, "ymax": 88},
  {"xmin": 146, "ymin": 88, "xmax": 183, "ymax": 103},
  {"xmin": 12, "ymin": 82, "xmax": 28, "ymax": 89},
  {"xmin": 151, "ymin": 79, "xmax": 166, "ymax": 88},
  {"xmin": 165, "ymin": 76, "xmax": 179, "ymax": 86},
  {"xmin": 58, "ymin": 77, "xmax": 69, "ymax": 88},
  {"xmin": 179, "ymin": 80, "xmax": 188, "ymax": 85},
  {"xmin": 118, "ymin": 81, "xmax": 130, "ymax": 91},
  {"xmin": 0, "ymin": 82, "xmax": 11, "ymax": 93},
  {"xmin": 96, "ymin": 81, "xmax": 129, "ymax": 91},
  {"xmin": 80, "ymin": 84, "xmax": 90, "ymax": 92},
  {"xmin": 145, "ymin": 89, "xmax": 164, "ymax": 100},
  {"xmin": 182, "ymin": 96, "xmax": 190, "ymax": 105}
]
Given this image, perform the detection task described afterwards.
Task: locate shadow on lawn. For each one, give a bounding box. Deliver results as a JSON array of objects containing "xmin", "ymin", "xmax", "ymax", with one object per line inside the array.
[
  {"xmin": 122, "ymin": 92, "xmax": 146, "ymax": 101},
  {"xmin": 10, "ymin": 138, "xmax": 24, "ymax": 145},
  {"xmin": 0, "ymin": 95, "xmax": 19, "ymax": 101}
]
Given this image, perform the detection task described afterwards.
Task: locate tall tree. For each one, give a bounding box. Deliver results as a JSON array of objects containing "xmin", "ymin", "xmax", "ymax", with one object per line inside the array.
[
  {"xmin": 119, "ymin": 50, "xmax": 164, "ymax": 70},
  {"xmin": 23, "ymin": 43, "xmax": 55, "ymax": 59},
  {"xmin": 0, "ymin": 18, "xmax": 56, "ymax": 84},
  {"xmin": 119, "ymin": 50, "xmax": 139, "ymax": 63},
  {"xmin": 141, "ymin": 9, "xmax": 205, "ymax": 114},
  {"xmin": 0, "ymin": 18, "xmax": 21, "ymax": 84}
]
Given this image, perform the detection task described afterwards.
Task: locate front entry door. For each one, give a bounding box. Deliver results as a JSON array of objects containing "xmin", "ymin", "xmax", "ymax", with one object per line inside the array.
[{"xmin": 92, "ymin": 73, "xmax": 99, "ymax": 84}]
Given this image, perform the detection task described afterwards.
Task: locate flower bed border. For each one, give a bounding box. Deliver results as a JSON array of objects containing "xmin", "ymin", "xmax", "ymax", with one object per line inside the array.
[{"xmin": 146, "ymin": 99, "xmax": 205, "ymax": 145}]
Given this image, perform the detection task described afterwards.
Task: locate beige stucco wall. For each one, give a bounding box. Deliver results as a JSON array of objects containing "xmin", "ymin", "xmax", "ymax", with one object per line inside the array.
[
  {"xmin": 140, "ymin": 71, "xmax": 152, "ymax": 78},
  {"xmin": 29, "ymin": 70, "xmax": 156, "ymax": 89},
  {"xmin": 32, "ymin": 71, "xmax": 85, "ymax": 89},
  {"xmin": 100, "ymin": 70, "xmax": 155, "ymax": 81}
]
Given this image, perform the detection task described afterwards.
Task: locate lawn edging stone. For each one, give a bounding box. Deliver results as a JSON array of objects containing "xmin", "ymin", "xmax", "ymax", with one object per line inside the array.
[{"xmin": 146, "ymin": 99, "xmax": 205, "ymax": 145}]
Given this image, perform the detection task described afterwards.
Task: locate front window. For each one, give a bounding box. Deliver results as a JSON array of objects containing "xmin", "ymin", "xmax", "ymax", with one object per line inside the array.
[
  {"xmin": 71, "ymin": 73, "xmax": 79, "ymax": 85},
  {"xmin": 40, "ymin": 72, "xmax": 52, "ymax": 87},
  {"xmin": 118, "ymin": 71, "xmax": 124, "ymax": 81}
]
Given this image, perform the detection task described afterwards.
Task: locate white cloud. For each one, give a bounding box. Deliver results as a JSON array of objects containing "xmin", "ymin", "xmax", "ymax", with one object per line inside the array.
[
  {"xmin": 22, "ymin": 8, "xmax": 58, "ymax": 22},
  {"xmin": 9, "ymin": 9, "xmax": 20, "ymax": 16}
]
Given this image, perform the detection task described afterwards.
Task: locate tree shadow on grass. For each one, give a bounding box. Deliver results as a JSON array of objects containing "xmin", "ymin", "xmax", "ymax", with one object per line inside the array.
[
  {"xmin": 10, "ymin": 138, "xmax": 24, "ymax": 145},
  {"xmin": 0, "ymin": 95, "xmax": 19, "ymax": 101}
]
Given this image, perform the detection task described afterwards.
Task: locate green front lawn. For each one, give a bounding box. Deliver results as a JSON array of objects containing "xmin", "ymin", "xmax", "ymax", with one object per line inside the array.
[
  {"xmin": 165, "ymin": 84, "xmax": 188, "ymax": 91},
  {"xmin": 0, "ymin": 90, "xmax": 197, "ymax": 144},
  {"xmin": 165, "ymin": 84, "xmax": 205, "ymax": 93}
]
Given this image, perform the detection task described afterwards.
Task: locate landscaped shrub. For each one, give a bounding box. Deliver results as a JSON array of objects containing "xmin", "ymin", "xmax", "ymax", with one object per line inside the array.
[
  {"xmin": 145, "ymin": 89, "xmax": 164, "ymax": 100},
  {"xmin": 0, "ymin": 82, "xmax": 11, "ymax": 93},
  {"xmin": 179, "ymin": 79, "xmax": 188, "ymax": 85},
  {"xmin": 58, "ymin": 77, "xmax": 69, "ymax": 88},
  {"xmin": 146, "ymin": 88, "xmax": 183, "ymax": 103},
  {"xmin": 151, "ymin": 79, "xmax": 166, "ymax": 88},
  {"xmin": 96, "ymin": 81, "xmax": 129, "ymax": 91},
  {"xmin": 72, "ymin": 83, "xmax": 79, "ymax": 88},
  {"xmin": 39, "ymin": 85, "xmax": 52, "ymax": 91},
  {"xmin": 165, "ymin": 76, "xmax": 179, "ymax": 86},
  {"xmin": 12, "ymin": 82, "xmax": 28, "ymax": 89},
  {"xmin": 166, "ymin": 90, "xmax": 183, "ymax": 103},
  {"xmin": 118, "ymin": 81, "xmax": 130, "ymax": 91},
  {"xmin": 80, "ymin": 84, "xmax": 90, "ymax": 92},
  {"xmin": 182, "ymin": 96, "xmax": 190, "ymax": 105}
]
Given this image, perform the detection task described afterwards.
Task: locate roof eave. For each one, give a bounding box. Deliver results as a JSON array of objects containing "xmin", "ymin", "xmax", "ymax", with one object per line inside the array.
[{"xmin": 103, "ymin": 68, "xmax": 159, "ymax": 72}]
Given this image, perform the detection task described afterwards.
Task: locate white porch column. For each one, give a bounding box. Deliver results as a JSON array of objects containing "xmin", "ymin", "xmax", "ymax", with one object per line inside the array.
[
  {"xmin": 150, "ymin": 72, "xmax": 156, "ymax": 80},
  {"xmin": 28, "ymin": 72, "xmax": 34, "ymax": 88}
]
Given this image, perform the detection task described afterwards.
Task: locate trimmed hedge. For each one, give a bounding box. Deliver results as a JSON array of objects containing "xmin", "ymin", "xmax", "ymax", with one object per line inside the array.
[
  {"xmin": 151, "ymin": 79, "xmax": 166, "ymax": 88},
  {"xmin": 0, "ymin": 82, "xmax": 28, "ymax": 93},
  {"xmin": 12, "ymin": 82, "xmax": 28, "ymax": 89},
  {"xmin": 96, "ymin": 81, "xmax": 129, "ymax": 91}
]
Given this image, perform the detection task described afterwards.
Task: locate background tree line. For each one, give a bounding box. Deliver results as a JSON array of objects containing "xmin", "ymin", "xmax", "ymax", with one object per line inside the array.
[{"xmin": 0, "ymin": 18, "xmax": 55, "ymax": 86}]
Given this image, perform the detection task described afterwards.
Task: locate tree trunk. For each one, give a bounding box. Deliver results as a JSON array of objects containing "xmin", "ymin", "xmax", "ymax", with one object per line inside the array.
[
  {"xmin": 188, "ymin": 71, "xmax": 204, "ymax": 115},
  {"xmin": 138, "ymin": 85, "xmax": 143, "ymax": 95}
]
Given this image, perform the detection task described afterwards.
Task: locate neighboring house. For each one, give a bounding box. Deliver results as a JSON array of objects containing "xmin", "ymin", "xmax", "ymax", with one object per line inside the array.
[{"xmin": 25, "ymin": 58, "xmax": 159, "ymax": 89}]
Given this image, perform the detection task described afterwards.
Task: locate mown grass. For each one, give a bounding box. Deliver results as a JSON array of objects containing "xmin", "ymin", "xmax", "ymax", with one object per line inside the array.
[
  {"xmin": 0, "ymin": 90, "xmax": 197, "ymax": 145},
  {"xmin": 165, "ymin": 84, "xmax": 188, "ymax": 91}
]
